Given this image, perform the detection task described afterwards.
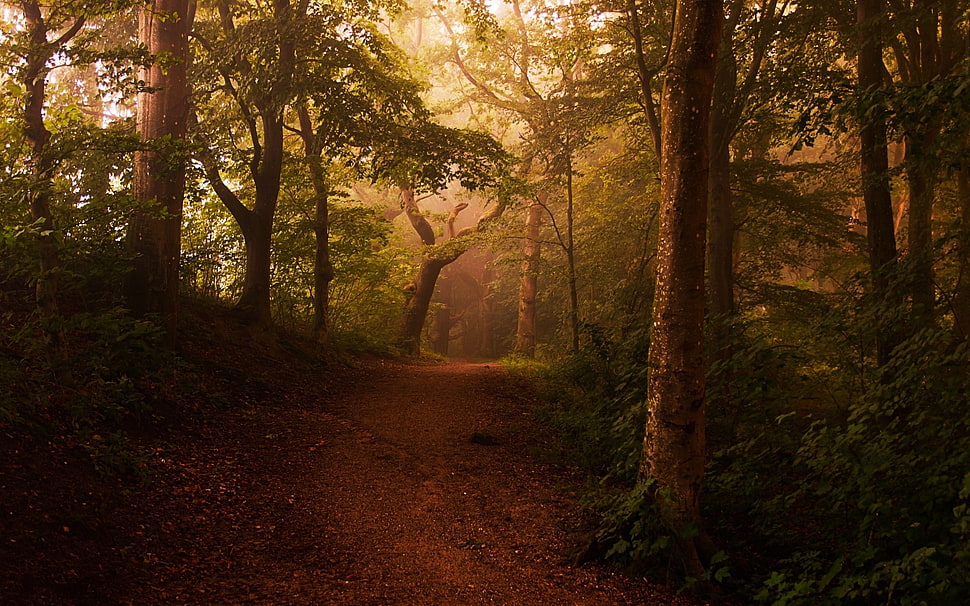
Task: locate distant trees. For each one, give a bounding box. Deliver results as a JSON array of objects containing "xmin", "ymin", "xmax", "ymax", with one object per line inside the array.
[{"xmin": 380, "ymin": 123, "xmax": 510, "ymax": 354}]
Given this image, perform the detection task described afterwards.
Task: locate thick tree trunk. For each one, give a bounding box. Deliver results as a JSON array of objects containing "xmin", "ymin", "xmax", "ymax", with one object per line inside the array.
[
  {"xmin": 858, "ymin": 0, "xmax": 899, "ymax": 366},
  {"xmin": 238, "ymin": 107, "xmax": 285, "ymax": 327},
  {"xmin": 235, "ymin": 210, "xmax": 275, "ymax": 326},
  {"xmin": 127, "ymin": 0, "xmax": 192, "ymax": 343},
  {"xmin": 199, "ymin": 0, "xmax": 291, "ymax": 329},
  {"xmin": 400, "ymin": 258, "xmax": 450, "ymax": 355},
  {"xmin": 514, "ymin": 200, "xmax": 543, "ymax": 357},
  {"xmin": 399, "ymin": 194, "xmax": 502, "ymax": 355},
  {"xmin": 641, "ymin": 0, "xmax": 721, "ymax": 577}
]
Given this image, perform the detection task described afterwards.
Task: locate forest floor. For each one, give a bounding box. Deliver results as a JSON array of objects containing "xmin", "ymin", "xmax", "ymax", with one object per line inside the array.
[{"xmin": 1, "ymin": 309, "xmax": 708, "ymax": 605}]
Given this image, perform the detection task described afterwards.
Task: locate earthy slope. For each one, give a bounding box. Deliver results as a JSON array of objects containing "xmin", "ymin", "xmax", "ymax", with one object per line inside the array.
[{"xmin": 1, "ymin": 317, "xmax": 706, "ymax": 605}]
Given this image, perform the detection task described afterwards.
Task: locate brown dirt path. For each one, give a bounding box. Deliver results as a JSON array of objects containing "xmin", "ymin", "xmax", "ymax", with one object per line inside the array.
[{"xmin": 2, "ymin": 359, "xmax": 705, "ymax": 605}]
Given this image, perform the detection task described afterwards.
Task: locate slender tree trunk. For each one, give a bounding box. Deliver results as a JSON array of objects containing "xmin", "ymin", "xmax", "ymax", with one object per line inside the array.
[
  {"xmin": 514, "ymin": 199, "xmax": 543, "ymax": 357},
  {"xmin": 430, "ymin": 273, "xmax": 453, "ymax": 355},
  {"xmin": 127, "ymin": 0, "xmax": 192, "ymax": 344},
  {"xmin": 627, "ymin": 0, "xmax": 663, "ymax": 158},
  {"xmin": 707, "ymin": 143, "xmax": 733, "ymax": 318},
  {"xmin": 641, "ymin": 0, "xmax": 721, "ymax": 577},
  {"xmin": 707, "ymin": 0, "xmax": 740, "ymax": 324},
  {"xmin": 311, "ymin": 182, "xmax": 334, "ymax": 343},
  {"xmin": 21, "ymin": 3, "xmax": 83, "ymax": 318},
  {"xmin": 565, "ymin": 157, "xmax": 580, "ymax": 353},
  {"xmin": 858, "ymin": 0, "xmax": 899, "ymax": 366},
  {"xmin": 297, "ymin": 106, "xmax": 334, "ymax": 345},
  {"xmin": 954, "ymin": 167, "xmax": 970, "ymax": 340},
  {"xmin": 480, "ymin": 261, "xmax": 496, "ymax": 357},
  {"xmin": 905, "ymin": 133, "xmax": 937, "ymax": 326}
]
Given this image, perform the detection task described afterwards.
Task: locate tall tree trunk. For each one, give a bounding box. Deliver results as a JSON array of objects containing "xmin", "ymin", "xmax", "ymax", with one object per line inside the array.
[
  {"xmin": 627, "ymin": 0, "xmax": 663, "ymax": 158},
  {"xmin": 905, "ymin": 132, "xmax": 937, "ymax": 326},
  {"xmin": 199, "ymin": 0, "xmax": 291, "ymax": 329},
  {"xmin": 401, "ymin": 259, "xmax": 450, "ymax": 355},
  {"xmin": 231, "ymin": 112, "xmax": 283, "ymax": 330},
  {"xmin": 297, "ymin": 106, "xmax": 334, "ymax": 345},
  {"xmin": 311, "ymin": 181, "xmax": 334, "ymax": 343},
  {"xmin": 954, "ymin": 167, "xmax": 970, "ymax": 341},
  {"xmin": 235, "ymin": 206, "xmax": 275, "ymax": 326},
  {"xmin": 707, "ymin": 140, "xmax": 733, "ymax": 319},
  {"xmin": 430, "ymin": 273, "xmax": 453, "ymax": 355},
  {"xmin": 565, "ymin": 157, "xmax": 580, "ymax": 353},
  {"xmin": 127, "ymin": 0, "xmax": 192, "ymax": 344},
  {"xmin": 858, "ymin": 0, "xmax": 899, "ymax": 366},
  {"xmin": 707, "ymin": 0, "xmax": 741, "ymax": 325},
  {"xmin": 514, "ymin": 199, "xmax": 543, "ymax": 357},
  {"xmin": 641, "ymin": 0, "xmax": 721, "ymax": 577},
  {"xmin": 480, "ymin": 261, "xmax": 496, "ymax": 357}
]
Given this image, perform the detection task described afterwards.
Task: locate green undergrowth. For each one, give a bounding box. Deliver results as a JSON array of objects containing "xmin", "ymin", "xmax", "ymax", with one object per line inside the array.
[
  {"xmin": 508, "ymin": 300, "xmax": 970, "ymax": 604},
  {"xmin": 1, "ymin": 306, "xmax": 186, "ymax": 477}
]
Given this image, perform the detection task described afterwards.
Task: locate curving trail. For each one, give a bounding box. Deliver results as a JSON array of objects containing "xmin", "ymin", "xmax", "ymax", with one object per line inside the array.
[{"xmin": 3, "ymin": 358, "xmax": 707, "ymax": 605}]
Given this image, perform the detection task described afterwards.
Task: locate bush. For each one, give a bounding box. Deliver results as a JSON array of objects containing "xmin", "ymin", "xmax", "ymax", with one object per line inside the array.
[
  {"xmin": 1, "ymin": 308, "xmax": 180, "ymax": 476},
  {"xmin": 757, "ymin": 331, "xmax": 970, "ymax": 605}
]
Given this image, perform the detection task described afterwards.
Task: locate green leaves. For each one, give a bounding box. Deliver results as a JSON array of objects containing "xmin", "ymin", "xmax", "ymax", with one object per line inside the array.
[{"xmin": 369, "ymin": 120, "xmax": 512, "ymax": 194}]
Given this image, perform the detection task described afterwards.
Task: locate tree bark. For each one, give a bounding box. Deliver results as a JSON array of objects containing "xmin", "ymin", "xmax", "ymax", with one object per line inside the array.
[
  {"xmin": 954, "ymin": 167, "xmax": 970, "ymax": 341},
  {"xmin": 905, "ymin": 132, "xmax": 936, "ymax": 326},
  {"xmin": 641, "ymin": 0, "xmax": 721, "ymax": 577},
  {"xmin": 400, "ymin": 258, "xmax": 450, "ymax": 355},
  {"xmin": 430, "ymin": 273, "xmax": 453, "ymax": 355},
  {"xmin": 127, "ymin": 0, "xmax": 193, "ymax": 344},
  {"xmin": 297, "ymin": 105, "xmax": 335, "ymax": 345},
  {"xmin": 479, "ymin": 261, "xmax": 496, "ymax": 357},
  {"xmin": 707, "ymin": 0, "xmax": 741, "ymax": 324},
  {"xmin": 858, "ymin": 0, "xmax": 899, "ymax": 366},
  {"xmin": 565, "ymin": 158, "xmax": 580, "ymax": 353},
  {"xmin": 514, "ymin": 199, "xmax": 544, "ymax": 357},
  {"xmin": 888, "ymin": 1, "xmax": 961, "ymax": 332},
  {"xmin": 626, "ymin": 0, "xmax": 663, "ymax": 158}
]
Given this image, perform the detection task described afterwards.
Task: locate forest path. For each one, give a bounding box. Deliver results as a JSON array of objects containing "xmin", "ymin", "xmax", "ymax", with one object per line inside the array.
[
  {"xmin": 137, "ymin": 360, "xmax": 698, "ymax": 605},
  {"xmin": 2, "ymin": 357, "xmax": 704, "ymax": 605}
]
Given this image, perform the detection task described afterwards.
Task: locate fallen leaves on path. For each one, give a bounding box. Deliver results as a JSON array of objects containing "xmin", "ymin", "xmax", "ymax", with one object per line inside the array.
[{"xmin": 2, "ymin": 335, "xmax": 708, "ymax": 605}]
